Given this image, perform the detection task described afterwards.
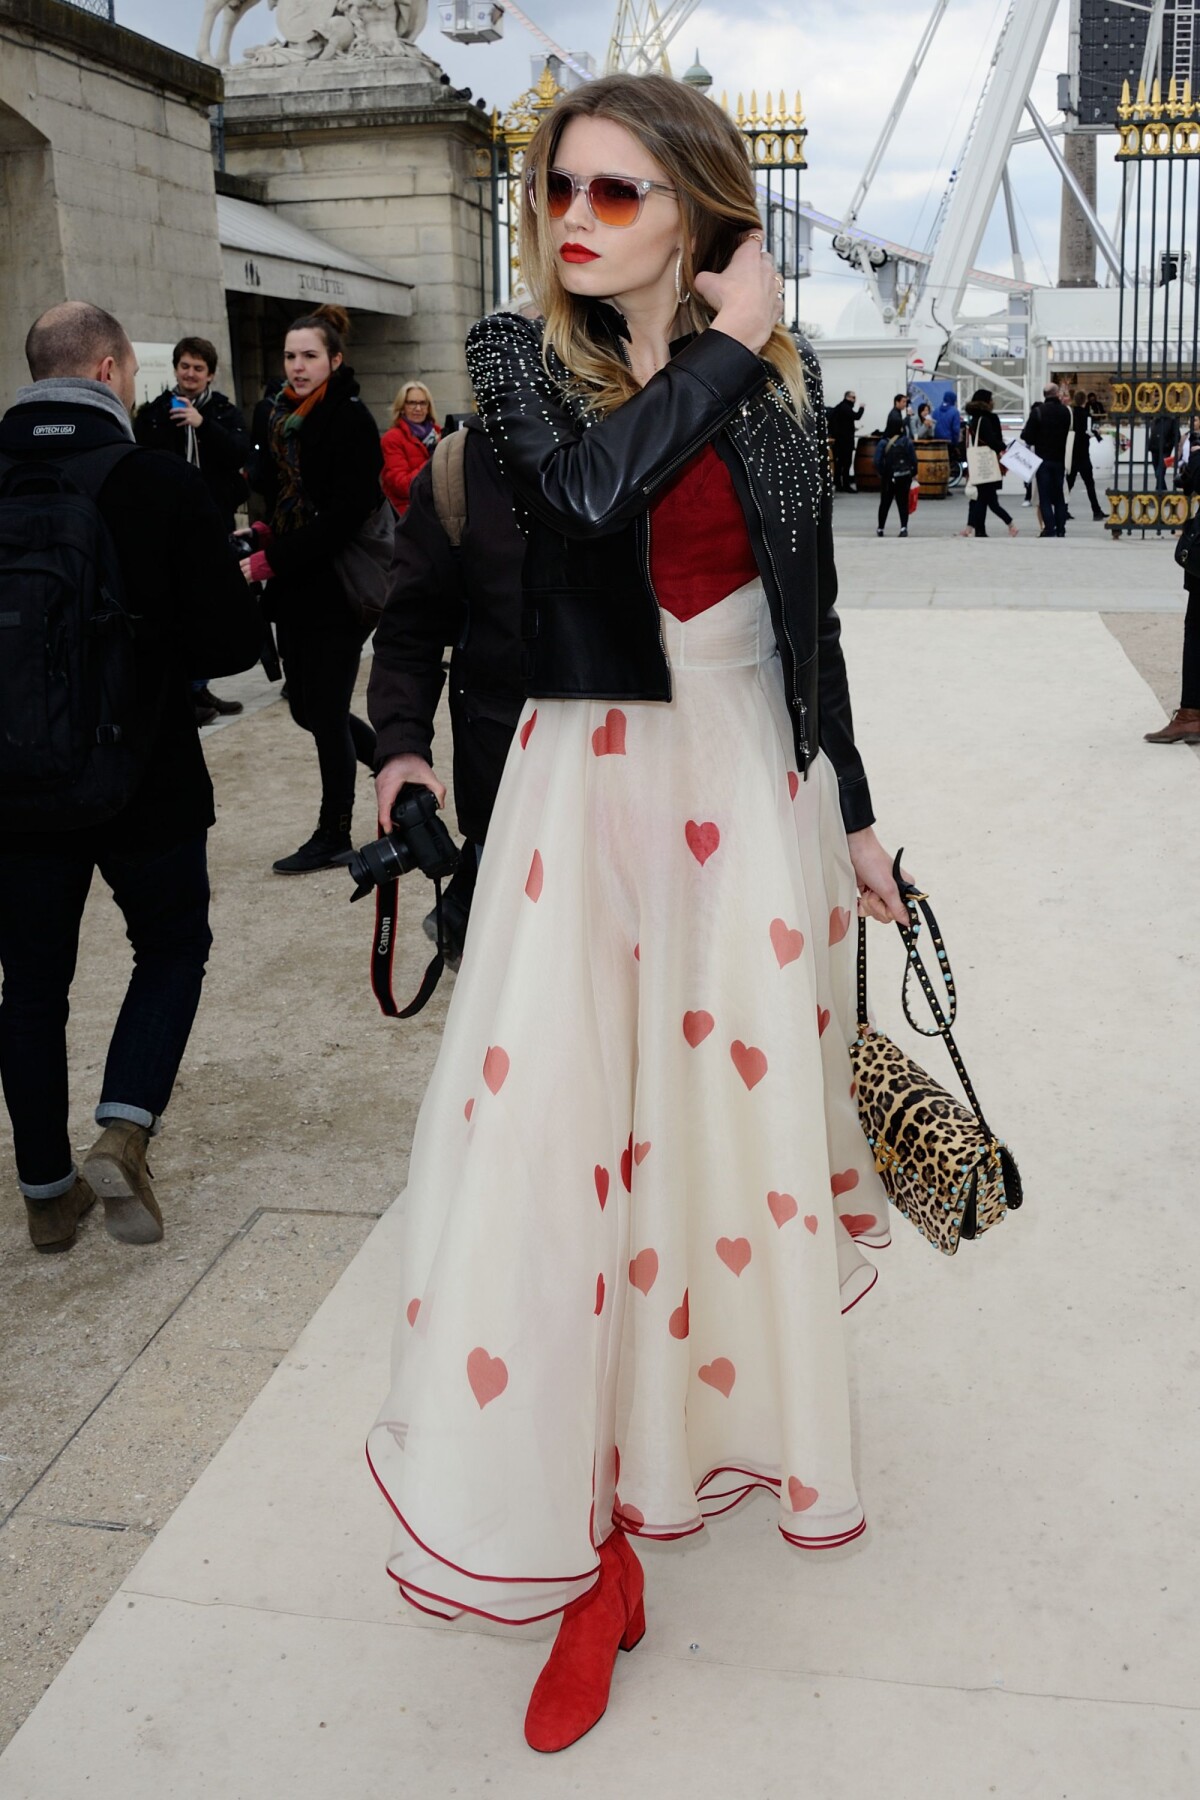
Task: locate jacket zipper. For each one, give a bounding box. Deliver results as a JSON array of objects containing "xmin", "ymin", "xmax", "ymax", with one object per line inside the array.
[
  {"xmin": 725, "ymin": 420, "xmax": 810, "ymax": 760},
  {"xmin": 638, "ymin": 512, "xmax": 672, "ymax": 693}
]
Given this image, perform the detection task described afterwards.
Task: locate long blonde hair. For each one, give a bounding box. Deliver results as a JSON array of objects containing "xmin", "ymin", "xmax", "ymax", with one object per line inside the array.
[{"xmin": 520, "ymin": 73, "xmax": 808, "ymax": 418}]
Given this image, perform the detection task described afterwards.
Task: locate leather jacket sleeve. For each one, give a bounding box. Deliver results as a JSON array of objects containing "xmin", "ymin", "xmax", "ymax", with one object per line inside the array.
[
  {"xmin": 368, "ymin": 463, "xmax": 464, "ymax": 768},
  {"xmin": 805, "ymin": 348, "xmax": 874, "ymax": 833},
  {"xmin": 465, "ymin": 310, "xmax": 767, "ymax": 538}
]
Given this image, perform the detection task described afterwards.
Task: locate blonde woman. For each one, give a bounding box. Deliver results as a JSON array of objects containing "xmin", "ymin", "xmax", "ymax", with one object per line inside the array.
[
  {"xmin": 368, "ymin": 73, "xmax": 909, "ymax": 1753},
  {"xmin": 381, "ymin": 379, "xmax": 440, "ymax": 515}
]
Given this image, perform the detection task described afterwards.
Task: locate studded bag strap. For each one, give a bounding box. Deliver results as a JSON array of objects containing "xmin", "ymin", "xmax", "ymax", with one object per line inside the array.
[{"xmin": 856, "ymin": 850, "xmax": 995, "ymax": 1138}]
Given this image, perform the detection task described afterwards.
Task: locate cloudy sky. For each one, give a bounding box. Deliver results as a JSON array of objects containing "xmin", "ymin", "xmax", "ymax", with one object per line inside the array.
[{"xmin": 114, "ymin": 0, "xmax": 1125, "ymax": 329}]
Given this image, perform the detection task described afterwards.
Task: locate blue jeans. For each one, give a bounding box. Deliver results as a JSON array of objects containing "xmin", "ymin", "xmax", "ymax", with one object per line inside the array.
[
  {"xmin": 0, "ymin": 834, "xmax": 212, "ymax": 1195},
  {"xmin": 1035, "ymin": 459, "xmax": 1068, "ymax": 536}
]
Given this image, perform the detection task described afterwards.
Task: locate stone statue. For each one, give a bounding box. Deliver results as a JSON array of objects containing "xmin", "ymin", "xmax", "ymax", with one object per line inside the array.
[{"xmin": 200, "ymin": 0, "xmax": 432, "ymax": 67}]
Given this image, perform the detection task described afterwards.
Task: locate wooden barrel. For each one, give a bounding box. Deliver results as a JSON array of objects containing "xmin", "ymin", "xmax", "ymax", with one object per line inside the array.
[
  {"xmin": 855, "ymin": 435, "xmax": 881, "ymax": 491},
  {"xmin": 916, "ymin": 438, "xmax": 950, "ymax": 498}
]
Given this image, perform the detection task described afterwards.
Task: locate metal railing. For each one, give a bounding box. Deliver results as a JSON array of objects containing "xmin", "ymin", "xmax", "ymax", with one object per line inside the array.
[{"xmin": 59, "ymin": 0, "xmax": 116, "ymax": 20}]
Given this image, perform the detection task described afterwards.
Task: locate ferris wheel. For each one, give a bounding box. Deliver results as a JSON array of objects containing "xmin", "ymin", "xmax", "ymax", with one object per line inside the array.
[{"xmin": 438, "ymin": 0, "xmax": 702, "ymax": 78}]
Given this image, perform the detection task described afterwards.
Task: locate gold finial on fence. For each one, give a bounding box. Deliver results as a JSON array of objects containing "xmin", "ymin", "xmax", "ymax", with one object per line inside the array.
[
  {"xmin": 1151, "ymin": 75, "xmax": 1162, "ymax": 112},
  {"xmin": 1118, "ymin": 78, "xmax": 1132, "ymax": 120},
  {"xmin": 1135, "ymin": 76, "xmax": 1148, "ymax": 118}
]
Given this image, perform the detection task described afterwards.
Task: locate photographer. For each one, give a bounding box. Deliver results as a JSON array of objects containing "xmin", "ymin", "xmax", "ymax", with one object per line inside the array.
[
  {"xmin": 1145, "ymin": 433, "xmax": 1200, "ymax": 745},
  {"xmin": 134, "ymin": 335, "xmax": 252, "ymax": 724},
  {"xmin": 0, "ymin": 302, "xmax": 261, "ymax": 1252},
  {"xmin": 368, "ymin": 418, "xmax": 526, "ymax": 966}
]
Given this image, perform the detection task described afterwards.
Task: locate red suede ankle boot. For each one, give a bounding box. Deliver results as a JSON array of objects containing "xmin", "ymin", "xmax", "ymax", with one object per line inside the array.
[{"xmin": 524, "ymin": 1530, "xmax": 646, "ymax": 1752}]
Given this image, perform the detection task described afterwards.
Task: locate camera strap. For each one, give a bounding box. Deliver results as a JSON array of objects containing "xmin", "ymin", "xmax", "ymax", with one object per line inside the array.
[{"xmin": 370, "ymin": 876, "xmax": 447, "ymax": 1020}]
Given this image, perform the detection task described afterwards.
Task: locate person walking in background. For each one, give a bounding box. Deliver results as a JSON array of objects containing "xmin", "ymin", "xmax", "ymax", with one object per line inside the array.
[
  {"xmin": 1068, "ymin": 388, "xmax": 1106, "ymax": 522},
  {"xmin": 876, "ymin": 425, "xmax": 917, "ymax": 536},
  {"xmin": 134, "ymin": 334, "xmax": 251, "ymax": 725},
  {"xmin": 381, "ymin": 381, "xmax": 440, "ymax": 517},
  {"xmin": 825, "ymin": 388, "xmax": 863, "ymax": 492},
  {"xmin": 913, "ymin": 401, "xmax": 935, "ymax": 440},
  {"xmin": 958, "ymin": 389, "xmax": 1017, "ymax": 538},
  {"xmin": 369, "ymin": 417, "xmax": 526, "ymax": 969},
  {"xmin": 1148, "ymin": 411, "xmax": 1180, "ymax": 494},
  {"xmin": 935, "ymin": 388, "xmax": 963, "ymax": 481},
  {"xmin": 1023, "ymin": 383, "xmax": 1071, "ymax": 537},
  {"xmin": 0, "ymin": 303, "xmax": 260, "ymax": 1252},
  {"xmin": 240, "ymin": 304, "xmax": 384, "ymax": 873},
  {"xmin": 1145, "ymin": 447, "xmax": 1200, "ymax": 745}
]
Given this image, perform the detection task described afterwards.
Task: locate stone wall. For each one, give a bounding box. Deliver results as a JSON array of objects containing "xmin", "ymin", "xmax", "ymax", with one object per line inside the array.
[
  {"xmin": 222, "ymin": 68, "xmax": 493, "ymax": 420},
  {"xmin": 0, "ymin": 0, "xmax": 228, "ymax": 405}
]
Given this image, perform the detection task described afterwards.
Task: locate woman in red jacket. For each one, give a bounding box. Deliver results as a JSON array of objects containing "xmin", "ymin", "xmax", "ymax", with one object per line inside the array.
[{"xmin": 381, "ymin": 381, "xmax": 440, "ymax": 515}]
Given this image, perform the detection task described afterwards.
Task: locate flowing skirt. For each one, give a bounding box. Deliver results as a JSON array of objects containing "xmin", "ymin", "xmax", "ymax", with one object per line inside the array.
[{"xmin": 367, "ymin": 579, "xmax": 889, "ymax": 1625}]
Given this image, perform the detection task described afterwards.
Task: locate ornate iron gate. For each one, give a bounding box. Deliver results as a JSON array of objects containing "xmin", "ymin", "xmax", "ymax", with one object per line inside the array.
[{"xmin": 1108, "ymin": 76, "xmax": 1200, "ymax": 536}]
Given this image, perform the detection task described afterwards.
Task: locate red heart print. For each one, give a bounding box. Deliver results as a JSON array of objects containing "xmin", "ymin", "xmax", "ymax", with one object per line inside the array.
[
  {"xmin": 466, "ymin": 1347, "xmax": 508, "ymax": 1409},
  {"xmin": 787, "ymin": 770, "xmax": 799, "ymax": 801},
  {"xmin": 829, "ymin": 907, "xmax": 852, "ymax": 946},
  {"xmin": 591, "ymin": 708, "xmax": 628, "ymax": 757},
  {"xmin": 804, "ymin": 1215, "xmax": 818, "ymax": 1235},
  {"xmin": 831, "ymin": 1169, "xmax": 859, "ymax": 1198},
  {"xmin": 767, "ymin": 1190, "xmax": 798, "ymax": 1228},
  {"xmin": 628, "ymin": 1248, "xmax": 659, "ymax": 1296},
  {"xmin": 634, "ymin": 1140, "xmax": 651, "ymax": 1167},
  {"xmin": 698, "ymin": 1357, "xmax": 736, "ymax": 1398},
  {"xmin": 850, "ymin": 1081, "xmax": 857, "ymax": 1100},
  {"xmin": 716, "ymin": 1236, "xmax": 752, "ymax": 1276},
  {"xmin": 615, "ymin": 1501, "xmax": 644, "ymax": 1528},
  {"xmin": 842, "ymin": 1213, "xmax": 879, "ymax": 1238},
  {"xmin": 483, "ymin": 1046, "xmax": 509, "ymax": 1095},
  {"xmin": 730, "ymin": 1040, "xmax": 768, "ymax": 1089},
  {"xmin": 594, "ymin": 1165, "xmax": 610, "ymax": 1210},
  {"xmin": 816, "ymin": 1006, "xmax": 830, "ymax": 1038},
  {"xmin": 525, "ymin": 850, "xmax": 543, "ymax": 902},
  {"xmin": 594, "ymin": 1273, "xmax": 605, "ymax": 1316},
  {"xmin": 463, "ymin": 1097, "xmax": 474, "ymax": 1122},
  {"xmin": 620, "ymin": 1134, "xmax": 633, "ymax": 1192},
  {"xmin": 668, "ymin": 1290, "xmax": 690, "ymax": 1339},
  {"xmin": 787, "ymin": 1477, "xmax": 819, "ymax": 1512},
  {"xmin": 770, "ymin": 918, "xmax": 805, "ymax": 968},
  {"xmin": 519, "ymin": 709, "xmax": 537, "ymax": 750},
  {"xmin": 633, "ymin": 942, "xmax": 640, "ymax": 962},
  {"xmin": 683, "ymin": 1009, "xmax": 714, "ymax": 1047},
  {"xmin": 685, "ymin": 820, "xmax": 721, "ymax": 866},
  {"xmin": 406, "ymin": 1298, "xmax": 420, "ymax": 1327}
]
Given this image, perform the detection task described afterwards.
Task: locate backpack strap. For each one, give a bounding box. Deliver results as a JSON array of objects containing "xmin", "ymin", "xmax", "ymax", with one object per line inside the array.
[
  {"xmin": 430, "ymin": 429, "xmax": 469, "ymax": 548},
  {"xmin": 0, "ymin": 439, "xmax": 140, "ymax": 502}
]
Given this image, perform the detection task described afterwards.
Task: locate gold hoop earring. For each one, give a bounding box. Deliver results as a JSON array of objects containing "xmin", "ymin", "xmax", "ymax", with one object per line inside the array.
[{"xmin": 674, "ymin": 250, "xmax": 689, "ymax": 306}]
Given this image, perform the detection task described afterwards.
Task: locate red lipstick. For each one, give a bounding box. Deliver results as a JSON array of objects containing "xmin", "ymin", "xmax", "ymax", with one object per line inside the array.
[{"xmin": 560, "ymin": 243, "xmax": 600, "ymax": 263}]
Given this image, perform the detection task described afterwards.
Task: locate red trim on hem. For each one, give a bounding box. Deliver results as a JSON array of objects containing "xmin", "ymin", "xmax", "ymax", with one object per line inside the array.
[
  {"xmin": 367, "ymin": 1437, "xmax": 598, "ymax": 1589},
  {"xmin": 390, "ymin": 1566, "xmax": 598, "ymax": 1629},
  {"xmin": 778, "ymin": 1517, "xmax": 867, "ymax": 1550},
  {"xmin": 841, "ymin": 1266, "xmax": 879, "ymax": 1315}
]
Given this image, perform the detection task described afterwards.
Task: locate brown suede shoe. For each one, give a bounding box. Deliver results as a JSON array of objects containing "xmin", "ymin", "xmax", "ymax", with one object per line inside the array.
[
  {"xmin": 24, "ymin": 1175, "xmax": 98, "ymax": 1254},
  {"xmin": 83, "ymin": 1121, "xmax": 164, "ymax": 1245},
  {"xmin": 1145, "ymin": 707, "xmax": 1200, "ymax": 744}
]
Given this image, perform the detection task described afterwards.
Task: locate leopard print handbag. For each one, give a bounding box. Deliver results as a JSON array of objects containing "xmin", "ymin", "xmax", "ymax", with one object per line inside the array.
[{"xmin": 850, "ymin": 855, "xmax": 1023, "ymax": 1256}]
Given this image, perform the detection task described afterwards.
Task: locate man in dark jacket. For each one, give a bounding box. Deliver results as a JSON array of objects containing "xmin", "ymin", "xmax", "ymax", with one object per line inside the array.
[
  {"xmin": 1068, "ymin": 387, "xmax": 1107, "ymax": 521},
  {"xmin": 1147, "ymin": 412, "xmax": 1181, "ymax": 493},
  {"xmin": 135, "ymin": 335, "xmax": 251, "ymax": 723},
  {"xmin": 0, "ymin": 302, "xmax": 261, "ymax": 1253},
  {"xmin": 1023, "ymin": 384, "xmax": 1072, "ymax": 537},
  {"xmin": 368, "ymin": 418, "xmax": 525, "ymax": 965},
  {"xmin": 825, "ymin": 390, "xmax": 863, "ymax": 492}
]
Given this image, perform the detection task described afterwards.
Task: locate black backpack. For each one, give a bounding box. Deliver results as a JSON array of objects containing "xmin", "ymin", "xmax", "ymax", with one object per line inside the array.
[{"xmin": 0, "ymin": 444, "xmax": 149, "ymax": 830}]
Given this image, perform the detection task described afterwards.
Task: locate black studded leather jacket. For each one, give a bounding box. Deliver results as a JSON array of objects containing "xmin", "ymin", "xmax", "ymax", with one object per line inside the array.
[{"xmin": 465, "ymin": 305, "xmax": 873, "ymax": 832}]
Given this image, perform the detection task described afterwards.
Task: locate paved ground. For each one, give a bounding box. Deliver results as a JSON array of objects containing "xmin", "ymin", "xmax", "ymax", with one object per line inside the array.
[{"xmin": 0, "ymin": 518, "xmax": 1196, "ymax": 1795}]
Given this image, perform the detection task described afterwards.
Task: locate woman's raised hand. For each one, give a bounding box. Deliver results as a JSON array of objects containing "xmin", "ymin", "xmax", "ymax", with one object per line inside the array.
[{"xmin": 694, "ymin": 234, "xmax": 783, "ymax": 356}]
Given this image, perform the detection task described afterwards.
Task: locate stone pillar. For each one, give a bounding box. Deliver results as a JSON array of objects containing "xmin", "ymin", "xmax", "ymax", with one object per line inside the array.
[
  {"xmin": 221, "ymin": 57, "xmax": 494, "ymax": 422},
  {"xmin": 1058, "ymin": 129, "xmax": 1098, "ymax": 289}
]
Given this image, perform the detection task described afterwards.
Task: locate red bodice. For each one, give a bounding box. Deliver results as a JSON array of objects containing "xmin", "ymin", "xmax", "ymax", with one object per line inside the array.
[{"xmin": 649, "ymin": 443, "xmax": 759, "ymax": 622}]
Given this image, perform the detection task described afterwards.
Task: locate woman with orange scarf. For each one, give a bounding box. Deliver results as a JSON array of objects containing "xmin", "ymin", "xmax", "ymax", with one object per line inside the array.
[{"xmin": 243, "ymin": 305, "xmax": 385, "ymax": 872}]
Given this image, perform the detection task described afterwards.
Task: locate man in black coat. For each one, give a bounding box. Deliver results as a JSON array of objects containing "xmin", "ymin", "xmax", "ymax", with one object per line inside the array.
[
  {"xmin": 0, "ymin": 302, "xmax": 261, "ymax": 1253},
  {"xmin": 825, "ymin": 390, "xmax": 863, "ymax": 493},
  {"xmin": 368, "ymin": 418, "xmax": 525, "ymax": 965},
  {"xmin": 135, "ymin": 335, "xmax": 252, "ymax": 722},
  {"xmin": 1023, "ymin": 384, "xmax": 1072, "ymax": 537}
]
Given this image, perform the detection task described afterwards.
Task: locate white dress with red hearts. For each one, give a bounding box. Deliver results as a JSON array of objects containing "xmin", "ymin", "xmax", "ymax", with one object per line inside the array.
[{"xmin": 367, "ymin": 577, "xmax": 889, "ymax": 1625}]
